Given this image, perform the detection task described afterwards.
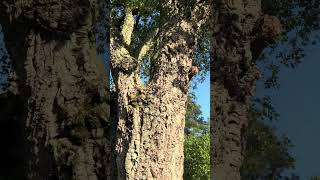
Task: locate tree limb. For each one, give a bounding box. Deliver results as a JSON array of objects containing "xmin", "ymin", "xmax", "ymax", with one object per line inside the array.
[
  {"xmin": 136, "ymin": 27, "xmax": 159, "ymax": 61},
  {"xmin": 121, "ymin": 7, "xmax": 135, "ymax": 46}
]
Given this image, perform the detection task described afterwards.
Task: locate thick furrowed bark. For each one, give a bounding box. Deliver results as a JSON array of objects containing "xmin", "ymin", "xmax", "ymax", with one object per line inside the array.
[
  {"xmin": 210, "ymin": 0, "xmax": 262, "ymax": 179},
  {"xmin": 0, "ymin": 1, "xmax": 112, "ymax": 179},
  {"xmin": 111, "ymin": 4, "xmax": 196, "ymax": 178},
  {"xmin": 211, "ymin": 0, "xmax": 282, "ymax": 179}
]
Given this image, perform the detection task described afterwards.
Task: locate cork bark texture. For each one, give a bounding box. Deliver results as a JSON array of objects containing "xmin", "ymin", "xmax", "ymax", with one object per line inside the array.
[
  {"xmin": 210, "ymin": 0, "xmax": 282, "ymax": 179},
  {"xmin": 0, "ymin": 0, "xmax": 112, "ymax": 179},
  {"xmin": 110, "ymin": 0, "xmax": 206, "ymax": 179}
]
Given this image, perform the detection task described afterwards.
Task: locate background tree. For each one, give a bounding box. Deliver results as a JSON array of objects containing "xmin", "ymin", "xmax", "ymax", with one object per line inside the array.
[
  {"xmin": 184, "ymin": 93, "xmax": 210, "ymax": 180},
  {"xmin": 241, "ymin": 97, "xmax": 297, "ymax": 180},
  {"xmin": 184, "ymin": 133, "xmax": 210, "ymax": 180},
  {"xmin": 185, "ymin": 92, "xmax": 208, "ymax": 135}
]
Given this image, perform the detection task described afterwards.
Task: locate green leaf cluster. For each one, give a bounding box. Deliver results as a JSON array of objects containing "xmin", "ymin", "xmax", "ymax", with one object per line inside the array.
[
  {"xmin": 258, "ymin": 0, "xmax": 320, "ymax": 90},
  {"xmin": 184, "ymin": 133, "xmax": 210, "ymax": 180},
  {"xmin": 241, "ymin": 100, "xmax": 296, "ymax": 180},
  {"xmin": 185, "ymin": 93, "xmax": 208, "ymax": 135}
]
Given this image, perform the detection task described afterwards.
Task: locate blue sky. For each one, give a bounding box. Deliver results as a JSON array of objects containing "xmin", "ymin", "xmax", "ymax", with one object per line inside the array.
[
  {"xmin": 193, "ymin": 73, "xmax": 210, "ymax": 121},
  {"xmin": 256, "ymin": 40, "xmax": 320, "ymax": 179}
]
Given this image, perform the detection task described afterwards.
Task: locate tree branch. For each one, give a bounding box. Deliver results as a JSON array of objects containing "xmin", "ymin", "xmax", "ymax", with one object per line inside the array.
[
  {"xmin": 190, "ymin": 0, "xmax": 211, "ymax": 37},
  {"xmin": 121, "ymin": 7, "xmax": 135, "ymax": 46},
  {"xmin": 110, "ymin": 35, "xmax": 138, "ymax": 74},
  {"xmin": 136, "ymin": 27, "xmax": 159, "ymax": 61}
]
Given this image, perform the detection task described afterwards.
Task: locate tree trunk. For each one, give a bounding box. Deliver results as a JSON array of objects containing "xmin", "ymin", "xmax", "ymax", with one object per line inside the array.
[
  {"xmin": 111, "ymin": 2, "xmax": 196, "ymax": 179},
  {"xmin": 210, "ymin": 0, "xmax": 282, "ymax": 179},
  {"xmin": 0, "ymin": 1, "xmax": 112, "ymax": 179},
  {"xmin": 210, "ymin": 0, "xmax": 262, "ymax": 179}
]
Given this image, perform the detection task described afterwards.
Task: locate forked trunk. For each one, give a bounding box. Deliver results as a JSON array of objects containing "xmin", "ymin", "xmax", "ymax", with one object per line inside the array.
[{"xmin": 111, "ymin": 3, "xmax": 196, "ymax": 179}]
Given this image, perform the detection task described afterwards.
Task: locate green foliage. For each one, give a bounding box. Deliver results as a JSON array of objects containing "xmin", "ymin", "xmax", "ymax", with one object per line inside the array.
[
  {"xmin": 241, "ymin": 119, "xmax": 295, "ymax": 179},
  {"xmin": 112, "ymin": 0, "xmax": 159, "ymax": 13},
  {"xmin": 191, "ymin": 38, "xmax": 210, "ymax": 86},
  {"xmin": 264, "ymin": 64, "xmax": 280, "ymax": 89},
  {"xmin": 184, "ymin": 92, "xmax": 210, "ymax": 179},
  {"xmin": 241, "ymin": 99, "xmax": 296, "ymax": 180},
  {"xmin": 258, "ymin": 0, "xmax": 320, "ymax": 90},
  {"xmin": 184, "ymin": 133, "xmax": 210, "ymax": 180},
  {"xmin": 251, "ymin": 96, "xmax": 280, "ymax": 122},
  {"xmin": 111, "ymin": 0, "xmax": 160, "ymax": 36},
  {"xmin": 244, "ymin": 2, "xmax": 320, "ymax": 178},
  {"xmin": 185, "ymin": 92, "xmax": 208, "ymax": 135},
  {"xmin": 311, "ymin": 176, "xmax": 320, "ymax": 180}
]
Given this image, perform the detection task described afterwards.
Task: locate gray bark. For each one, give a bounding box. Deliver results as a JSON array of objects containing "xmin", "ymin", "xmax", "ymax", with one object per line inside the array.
[
  {"xmin": 0, "ymin": 1, "xmax": 112, "ymax": 179},
  {"xmin": 210, "ymin": 0, "xmax": 281, "ymax": 179}
]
